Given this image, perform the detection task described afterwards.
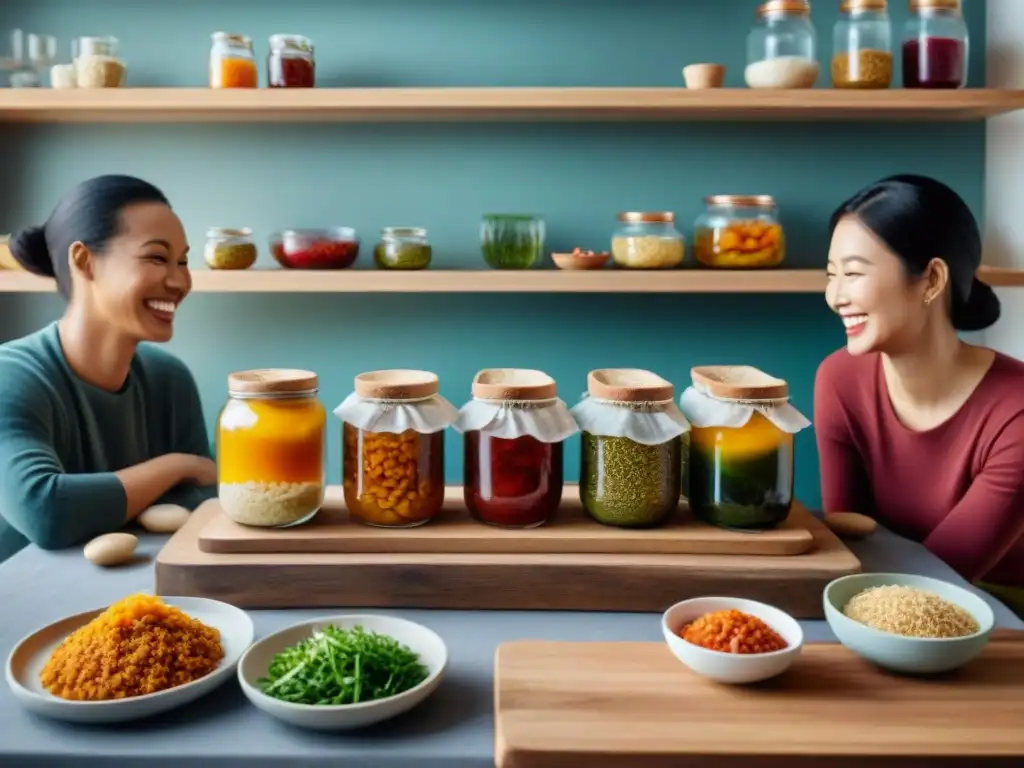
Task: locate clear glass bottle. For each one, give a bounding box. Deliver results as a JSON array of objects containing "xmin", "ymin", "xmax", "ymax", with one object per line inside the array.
[
  {"xmin": 832, "ymin": 0, "xmax": 893, "ymax": 89},
  {"xmin": 217, "ymin": 369, "xmax": 326, "ymax": 528},
  {"xmin": 694, "ymin": 195, "xmax": 785, "ymax": 269},
  {"xmin": 374, "ymin": 227, "xmax": 432, "ymax": 270},
  {"xmin": 210, "ymin": 32, "xmax": 257, "ymax": 88},
  {"xmin": 610, "ymin": 212, "xmax": 685, "ymax": 269},
  {"xmin": 268, "ymin": 34, "xmax": 315, "ymax": 88},
  {"xmin": 902, "ymin": 0, "xmax": 968, "ymax": 89},
  {"xmin": 73, "ymin": 36, "xmax": 126, "ymax": 88},
  {"xmin": 204, "ymin": 227, "xmax": 257, "ymax": 270},
  {"xmin": 746, "ymin": 0, "xmax": 819, "ymax": 89},
  {"xmin": 480, "ymin": 214, "xmax": 545, "ymax": 270}
]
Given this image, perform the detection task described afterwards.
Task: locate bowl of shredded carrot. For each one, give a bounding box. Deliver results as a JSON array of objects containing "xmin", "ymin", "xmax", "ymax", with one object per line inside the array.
[{"xmin": 661, "ymin": 596, "xmax": 804, "ymax": 684}]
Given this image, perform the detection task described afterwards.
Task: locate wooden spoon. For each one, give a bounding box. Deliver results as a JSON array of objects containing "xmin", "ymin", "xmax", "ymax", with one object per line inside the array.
[{"xmin": 825, "ymin": 511, "xmax": 877, "ymax": 540}]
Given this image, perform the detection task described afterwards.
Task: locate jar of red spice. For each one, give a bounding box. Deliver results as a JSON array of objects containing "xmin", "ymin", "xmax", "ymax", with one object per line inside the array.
[
  {"xmin": 902, "ymin": 0, "xmax": 968, "ymax": 89},
  {"xmin": 455, "ymin": 369, "xmax": 578, "ymax": 529},
  {"xmin": 268, "ymin": 34, "xmax": 315, "ymax": 88}
]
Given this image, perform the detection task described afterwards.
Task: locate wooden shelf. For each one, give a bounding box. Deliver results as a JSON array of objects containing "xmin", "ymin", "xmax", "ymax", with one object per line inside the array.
[
  {"xmin": 0, "ymin": 88, "xmax": 1023, "ymax": 123},
  {"xmin": 2, "ymin": 266, "xmax": 1021, "ymax": 294}
]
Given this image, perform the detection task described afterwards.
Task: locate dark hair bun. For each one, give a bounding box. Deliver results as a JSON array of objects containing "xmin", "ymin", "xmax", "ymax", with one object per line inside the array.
[
  {"xmin": 951, "ymin": 279, "xmax": 1001, "ymax": 332},
  {"xmin": 8, "ymin": 225, "xmax": 54, "ymax": 278}
]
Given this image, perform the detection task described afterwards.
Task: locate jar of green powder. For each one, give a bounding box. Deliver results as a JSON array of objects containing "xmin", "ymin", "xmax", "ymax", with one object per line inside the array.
[{"xmin": 571, "ymin": 369, "xmax": 690, "ymax": 528}]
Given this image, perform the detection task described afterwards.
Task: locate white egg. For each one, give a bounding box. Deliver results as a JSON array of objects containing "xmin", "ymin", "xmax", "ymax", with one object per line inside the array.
[
  {"xmin": 138, "ymin": 504, "xmax": 190, "ymax": 533},
  {"xmin": 83, "ymin": 532, "xmax": 139, "ymax": 567}
]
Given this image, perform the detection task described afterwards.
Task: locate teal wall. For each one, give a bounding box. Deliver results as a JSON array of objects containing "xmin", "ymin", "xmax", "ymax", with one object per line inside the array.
[{"xmin": 0, "ymin": 0, "xmax": 987, "ymax": 509}]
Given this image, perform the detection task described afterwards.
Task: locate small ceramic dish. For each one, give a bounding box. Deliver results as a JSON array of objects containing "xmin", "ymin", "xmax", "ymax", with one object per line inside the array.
[
  {"xmin": 662, "ymin": 596, "xmax": 803, "ymax": 684},
  {"xmin": 238, "ymin": 614, "xmax": 447, "ymax": 731},
  {"xmin": 5, "ymin": 596, "xmax": 254, "ymax": 724},
  {"xmin": 552, "ymin": 250, "xmax": 610, "ymax": 270},
  {"xmin": 824, "ymin": 572, "xmax": 995, "ymax": 675},
  {"xmin": 683, "ymin": 63, "xmax": 726, "ymax": 89}
]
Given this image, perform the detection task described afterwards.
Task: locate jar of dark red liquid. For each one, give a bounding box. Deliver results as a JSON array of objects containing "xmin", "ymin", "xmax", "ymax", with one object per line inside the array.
[
  {"xmin": 455, "ymin": 369, "xmax": 578, "ymax": 528},
  {"xmin": 268, "ymin": 34, "xmax": 315, "ymax": 88},
  {"xmin": 902, "ymin": 0, "xmax": 968, "ymax": 89}
]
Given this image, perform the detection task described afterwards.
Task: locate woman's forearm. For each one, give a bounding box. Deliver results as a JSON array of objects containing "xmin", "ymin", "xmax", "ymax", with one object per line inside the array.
[{"xmin": 115, "ymin": 454, "xmax": 190, "ymax": 520}]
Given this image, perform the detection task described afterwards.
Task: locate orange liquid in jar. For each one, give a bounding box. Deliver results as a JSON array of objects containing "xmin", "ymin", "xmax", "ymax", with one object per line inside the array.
[
  {"xmin": 212, "ymin": 57, "xmax": 258, "ymax": 88},
  {"xmin": 218, "ymin": 397, "xmax": 325, "ymax": 484}
]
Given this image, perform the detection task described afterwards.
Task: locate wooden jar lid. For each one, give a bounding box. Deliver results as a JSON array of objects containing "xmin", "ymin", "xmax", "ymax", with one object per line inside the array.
[
  {"xmin": 354, "ymin": 369, "xmax": 439, "ymax": 399},
  {"xmin": 472, "ymin": 368, "xmax": 557, "ymax": 401},
  {"xmin": 587, "ymin": 369, "xmax": 674, "ymax": 403},
  {"xmin": 228, "ymin": 369, "xmax": 318, "ymax": 395},
  {"xmin": 691, "ymin": 365, "xmax": 789, "ymax": 400}
]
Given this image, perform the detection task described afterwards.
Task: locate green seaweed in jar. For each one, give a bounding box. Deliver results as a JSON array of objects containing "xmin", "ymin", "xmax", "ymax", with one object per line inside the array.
[
  {"xmin": 579, "ymin": 431, "xmax": 681, "ymax": 528},
  {"xmin": 374, "ymin": 227, "xmax": 432, "ymax": 270}
]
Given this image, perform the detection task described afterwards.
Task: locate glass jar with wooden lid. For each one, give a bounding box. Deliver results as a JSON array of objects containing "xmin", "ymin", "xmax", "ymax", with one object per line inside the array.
[
  {"xmin": 902, "ymin": 0, "xmax": 968, "ymax": 89},
  {"xmin": 693, "ymin": 195, "xmax": 785, "ymax": 269},
  {"xmin": 210, "ymin": 32, "xmax": 258, "ymax": 88},
  {"xmin": 268, "ymin": 33, "xmax": 315, "ymax": 88},
  {"xmin": 610, "ymin": 212, "xmax": 685, "ymax": 269},
  {"xmin": 746, "ymin": 0, "xmax": 819, "ymax": 89},
  {"xmin": 571, "ymin": 369, "xmax": 689, "ymax": 528},
  {"xmin": 217, "ymin": 369, "xmax": 326, "ymax": 527},
  {"xmin": 832, "ymin": 0, "xmax": 893, "ymax": 89},
  {"xmin": 679, "ymin": 366, "xmax": 811, "ymax": 531},
  {"xmin": 335, "ymin": 370, "xmax": 458, "ymax": 527},
  {"xmin": 455, "ymin": 369, "xmax": 578, "ymax": 529}
]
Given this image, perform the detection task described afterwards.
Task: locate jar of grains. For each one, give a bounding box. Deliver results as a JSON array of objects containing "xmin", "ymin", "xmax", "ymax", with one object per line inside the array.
[
  {"xmin": 210, "ymin": 32, "xmax": 258, "ymax": 88},
  {"xmin": 217, "ymin": 369, "xmax": 326, "ymax": 527},
  {"xmin": 374, "ymin": 227, "xmax": 433, "ymax": 270},
  {"xmin": 832, "ymin": 0, "xmax": 893, "ymax": 89},
  {"xmin": 267, "ymin": 33, "xmax": 315, "ymax": 88},
  {"xmin": 902, "ymin": 0, "xmax": 968, "ymax": 89},
  {"xmin": 334, "ymin": 370, "xmax": 458, "ymax": 528},
  {"xmin": 204, "ymin": 227, "xmax": 258, "ymax": 270},
  {"xmin": 679, "ymin": 365, "xmax": 810, "ymax": 531},
  {"xmin": 571, "ymin": 369, "xmax": 690, "ymax": 528},
  {"xmin": 694, "ymin": 195, "xmax": 785, "ymax": 269},
  {"xmin": 746, "ymin": 0, "xmax": 819, "ymax": 89},
  {"xmin": 610, "ymin": 212, "xmax": 685, "ymax": 270},
  {"xmin": 73, "ymin": 36, "xmax": 126, "ymax": 88},
  {"xmin": 455, "ymin": 369, "xmax": 578, "ymax": 529}
]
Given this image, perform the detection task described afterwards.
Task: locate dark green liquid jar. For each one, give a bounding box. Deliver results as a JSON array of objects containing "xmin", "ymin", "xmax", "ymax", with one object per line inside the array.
[{"xmin": 374, "ymin": 226, "xmax": 432, "ymax": 270}]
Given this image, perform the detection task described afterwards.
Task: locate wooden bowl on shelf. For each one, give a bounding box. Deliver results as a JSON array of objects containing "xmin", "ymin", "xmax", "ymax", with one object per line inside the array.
[{"xmin": 552, "ymin": 250, "xmax": 610, "ymax": 270}]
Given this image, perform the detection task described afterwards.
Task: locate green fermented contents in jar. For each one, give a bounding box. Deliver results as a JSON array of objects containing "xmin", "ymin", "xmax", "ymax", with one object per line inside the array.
[
  {"xmin": 480, "ymin": 214, "xmax": 544, "ymax": 269},
  {"xmin": 579, "ymin": 431, "xmax": 681, "ymax": 528},
  {"xmin": 373, "ymin": 228, "xmax": 432, "ymax": 270},
  {"xmin": 209, "ymin": 242, "xmax": 257, "ymax": 270}
]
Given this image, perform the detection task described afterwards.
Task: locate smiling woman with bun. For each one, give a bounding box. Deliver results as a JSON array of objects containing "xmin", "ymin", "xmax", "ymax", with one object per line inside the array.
[
  {"xmin": 0, "ymin": 175, "xmax": 216, "ymax": 562},
  {"xmin": 816, "ymin": 174, "xmax": 1024, "ymax": 613}
]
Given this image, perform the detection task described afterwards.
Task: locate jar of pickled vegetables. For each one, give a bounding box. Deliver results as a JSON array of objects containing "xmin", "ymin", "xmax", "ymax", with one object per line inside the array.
[
  {"xmin": 268, "ymin": 34, "xmax": 315, "ymax": 88},
  {"xmin": 204, "ymin": 227, "xmax": 257, "ymax": 270},
  {"xmin": 455, "ymin": 369, "xmax": 578, "ymax": 529},
  {"xmin": 334, "ymin": 370, "xmax": 458, "ymax": 528},
  {"xmin": 610, "ymin": 212, "xmax": 685, "ymax": 270},
  {"xmin": 902, "ymin": 0, "xmax": 968, "ymax": 89},
  {"xmin": 217, "ymin": 369, "xmax": 326, "ymax": 527},
  {"xmin": 571, "ymin": 369, "xmax": 689, "ymax": 528},
  {"xmin": 374, "ymin": 227, "xmax": 432, "ymax": 270},
  {"xmin": 679, "ymin": 365, "xmax": 811, "ymax": 531},
  {"xmin": 694, "ymin": 195, "xmax": 785, "ymax": 269},
  {"xmin": 210, "ymin": 32, "xmax": 257, "ymax": 88},
  {"xmin": 480, "ymin": 214, "xmax": 545, "ymax": 270}
]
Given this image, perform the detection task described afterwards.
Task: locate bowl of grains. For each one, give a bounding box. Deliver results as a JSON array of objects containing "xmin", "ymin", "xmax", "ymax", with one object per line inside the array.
[
  {"xmin": 661, "ymin": 596, "xmax": 804, "ymax": 684},
  {"xmin": 824, "ymin": 573, "xmax": 996, "ymax": 675}
]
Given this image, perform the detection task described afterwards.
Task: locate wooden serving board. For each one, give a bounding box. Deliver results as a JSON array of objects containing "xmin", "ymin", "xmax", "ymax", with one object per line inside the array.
[
  {"xmin": 155, "ymin": 496, "xmax": 860, "ymax": 615},
  {"xmin": 197, "ymin": 485, "xmax": 815, "ymax": 557},
  {"xmin": 495, "ymin": 632, "xmax": 1024, "ymax": 768}
]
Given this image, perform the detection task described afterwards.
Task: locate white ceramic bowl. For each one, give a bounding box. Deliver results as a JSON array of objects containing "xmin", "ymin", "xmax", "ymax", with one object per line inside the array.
[
  {"xmin": 824, "ymin": 572, "xmax": 995, "ymax": 675},
  {"xmin": 5, "ymin": 596, "xmax": 254, "ymax": 724},
  {"xmin": 661, "ymin": 596, "xmax": 803, "ymax": 684},
  {"xmin": 238, "ymin": 614, "xmax": 447, "ymax": 731}
]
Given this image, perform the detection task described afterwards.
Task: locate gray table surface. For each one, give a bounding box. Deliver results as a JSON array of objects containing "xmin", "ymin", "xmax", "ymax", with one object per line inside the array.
[{"xmin": 1, "ymin": 528, "xmax": 1021, "ymax": 768}]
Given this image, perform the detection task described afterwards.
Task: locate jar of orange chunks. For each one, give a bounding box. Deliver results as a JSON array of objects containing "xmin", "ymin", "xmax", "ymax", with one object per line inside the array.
[
  {"xmin": 210, "ymin": 32, "xmax": 258, "ymax": 88},
  {"xmin": 693, "ymin": 195, "xmax": 785, "ymax": 269},
  {"xmin": 217, "ymin": 369, "xmax": 326, "ymax": 527},
  {"xmin": 334, "ymin": 370, "xmax": 458, "ymax": 528}
]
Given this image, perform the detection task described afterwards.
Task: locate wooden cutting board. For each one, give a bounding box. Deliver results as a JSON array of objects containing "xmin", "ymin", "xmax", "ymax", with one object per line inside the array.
[
  {"xmin": 197, "ymin": 485, "xmax": 815, "ymax": 556},
  {"xmin": 495, "ymin": 632, "xmax": 1024, "ymax": 767}
]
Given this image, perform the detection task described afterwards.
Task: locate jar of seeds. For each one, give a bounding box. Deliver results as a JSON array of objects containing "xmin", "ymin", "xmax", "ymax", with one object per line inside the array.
[{"xmin": 570, "ymin": 369, "xmax": 689, "ymax": 528}]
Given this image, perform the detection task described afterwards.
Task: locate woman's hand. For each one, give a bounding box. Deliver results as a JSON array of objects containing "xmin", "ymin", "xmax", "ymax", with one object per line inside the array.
[{"xmin": 177, "ymin": 454, "xmax": 217, "ymax": 487}]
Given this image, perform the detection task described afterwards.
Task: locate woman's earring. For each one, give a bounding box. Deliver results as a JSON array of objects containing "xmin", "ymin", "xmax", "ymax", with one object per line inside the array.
[{"xmin": 924, "ymin": 295, "xmax": 934, "ymax": 306}]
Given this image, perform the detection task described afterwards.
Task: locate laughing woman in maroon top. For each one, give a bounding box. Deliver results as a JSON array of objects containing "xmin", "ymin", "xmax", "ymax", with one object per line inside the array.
[{"xmin": 815, "ymin": 174, "xmax": 1024, "ymax": 613}]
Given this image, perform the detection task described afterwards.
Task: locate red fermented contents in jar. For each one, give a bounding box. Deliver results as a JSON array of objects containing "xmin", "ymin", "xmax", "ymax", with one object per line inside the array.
[
  {"xmin": 901, "ymin": 37, "xmax": 964, "ymax": 88},
  {"xmin": 268, "ymin": 34, "xmax": 315, "ymax": 88},
  {"xmin": 270, "ymin": 228, "xmax": 360, "ymax": 270}
]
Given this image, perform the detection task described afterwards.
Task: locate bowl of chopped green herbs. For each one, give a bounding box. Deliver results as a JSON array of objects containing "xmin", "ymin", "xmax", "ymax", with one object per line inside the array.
[{"xmin": 237, "ymin": 615, "xmax": 447, "ymax": 730}]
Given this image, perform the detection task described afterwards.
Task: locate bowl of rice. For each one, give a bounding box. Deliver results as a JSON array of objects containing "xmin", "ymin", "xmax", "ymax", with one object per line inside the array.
[{"xmin": 824, "ymin": 573, "xmax": 995, "ymax": 675}]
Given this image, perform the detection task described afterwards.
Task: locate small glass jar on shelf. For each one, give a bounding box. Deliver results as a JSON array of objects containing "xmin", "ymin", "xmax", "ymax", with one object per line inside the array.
[
  {"xmin": 374, "ymin": 227, "xmax": 432, "ymax": 270},
  {"xmin": 571, "ymin": 369, "xmax": 689, "ymax": 529},
  {"xmin": 74, "ymin": 36, "xmax": 126, "ymax": 88},
  {"xmin": 610, "ymin": 212, "xmax": 685, "ymax": 269},
  {"xmin": 480, "ymin": 214, "xmax": 544, "ymax": 269},
  {"xmin": 746, "ymin": 0, "xmax": 819, "ymax": 89},
  {"xmin": 210, "ymin": 32, "xmax": 257, "ymax": 88},
  {"xmin": 902, "ymin": 0, "xmax": 968, "ymax": 89},
  {"xmin": 455, "ymin": 369, "xmax": 577, "ymax": 529},
  {"xmin": 204, "ymin": 227, "xmax": 257, "ymax": 270},
  {"xmin": 694, "ymin": 195, "xmax": 785, "ymax": 269},
  {"xmin": 679, "ymin": 366, "xmax": 810, "ymax": 531},
  {"xmin": 217, "ymin": 369, "xmax": 326, "ymax": 528},
  {"xmin": 335, "ymin": 370, "xmax": 458, "ymax": 528},
  {"xmin": 268, "ymin": 34, "xmax": 315, "ymax": 88},
  {"xmin": 832, "ymin": 0, "xmax": 893, "ymax": 89}
]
